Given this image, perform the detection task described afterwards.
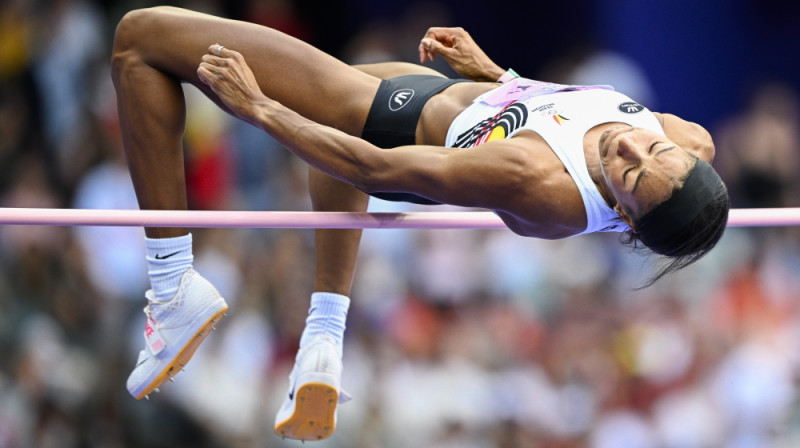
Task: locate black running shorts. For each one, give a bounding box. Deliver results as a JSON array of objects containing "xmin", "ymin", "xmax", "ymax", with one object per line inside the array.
[{"xmin": 361, "ymin": 74, "xmax": 469, "ymax": 205}]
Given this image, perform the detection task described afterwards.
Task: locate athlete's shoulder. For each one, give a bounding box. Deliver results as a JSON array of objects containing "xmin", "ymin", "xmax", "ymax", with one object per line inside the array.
[{"xmin": 655, "ymin": 112, "xmax": 715, "ymax": 162}]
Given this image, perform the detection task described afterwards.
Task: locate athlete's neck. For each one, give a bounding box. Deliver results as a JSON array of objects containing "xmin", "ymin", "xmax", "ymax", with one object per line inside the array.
[{"xmin": 584, "ymin": 125, "xmax": 617, "ymax": 209}]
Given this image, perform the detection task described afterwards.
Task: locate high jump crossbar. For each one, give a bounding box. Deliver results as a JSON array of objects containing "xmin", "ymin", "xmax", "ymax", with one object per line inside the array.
[{"xmin": 0, "ymin": 207, "xmax": 798, "ymax": 229}]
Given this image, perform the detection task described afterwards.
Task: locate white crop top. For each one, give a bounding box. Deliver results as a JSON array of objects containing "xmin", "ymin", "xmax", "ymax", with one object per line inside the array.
[{"xmin": 444, "ymin": 79, "xmax": 664, "ymax": 235}]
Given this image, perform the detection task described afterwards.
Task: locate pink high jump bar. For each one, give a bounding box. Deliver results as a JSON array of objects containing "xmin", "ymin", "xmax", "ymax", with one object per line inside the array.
[{"xmin": 0, "ymin": 208, "xmax": 798, "ymax": 229}]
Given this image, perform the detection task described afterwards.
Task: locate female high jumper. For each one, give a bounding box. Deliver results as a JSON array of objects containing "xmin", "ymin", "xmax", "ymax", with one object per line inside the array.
[{"xmin": 110, "ymin": 6, "xmax": 728, "ymax": 441}]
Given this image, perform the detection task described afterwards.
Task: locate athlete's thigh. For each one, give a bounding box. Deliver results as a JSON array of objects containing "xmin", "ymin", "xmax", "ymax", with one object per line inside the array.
[
  {"xmin": 116, "ymin": 6, "xmax": 379, "ymax": 135},
  {"xmin": 353, "ymin": 62, "xmax": 446, "ymax": 79}
]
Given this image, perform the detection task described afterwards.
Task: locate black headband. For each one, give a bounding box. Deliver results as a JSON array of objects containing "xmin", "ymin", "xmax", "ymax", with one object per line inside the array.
[{"xmin": 635, "ymin": 159, "xmax": 721, "ymax": 253}]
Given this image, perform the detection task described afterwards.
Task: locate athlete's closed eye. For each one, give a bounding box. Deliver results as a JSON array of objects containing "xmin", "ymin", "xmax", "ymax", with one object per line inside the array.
[
  {"xmin": 650, "ymin": 141, "xmax": 675, "ymax": 157},
  {"xmin": 623, "ymin": 167, "xmax": 634, "ymax": 184},
  {"xmin": 655, "ymin": 145, "xmax": 676, "ymax": 157}
]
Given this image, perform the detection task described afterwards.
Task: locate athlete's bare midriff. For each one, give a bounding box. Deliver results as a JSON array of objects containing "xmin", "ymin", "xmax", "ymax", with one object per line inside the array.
[{"xmin": 416, "ymin": 81, "xmax": 499, "ymax": 146}]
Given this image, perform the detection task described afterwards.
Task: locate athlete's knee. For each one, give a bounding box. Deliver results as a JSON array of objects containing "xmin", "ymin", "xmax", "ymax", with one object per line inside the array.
[
  {"xmin": 112, "ymin": 9, "xmax": 145, "ymax": 74},
  {"xmin": 111, "ymin": 7, "xmax": 168, "ymax": 83}
]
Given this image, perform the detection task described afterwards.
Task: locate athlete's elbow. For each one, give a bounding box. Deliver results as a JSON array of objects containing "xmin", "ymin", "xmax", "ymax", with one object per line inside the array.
[{"xmin": 351, "ymin": 153, "xmax": 390, "ymax": 193}]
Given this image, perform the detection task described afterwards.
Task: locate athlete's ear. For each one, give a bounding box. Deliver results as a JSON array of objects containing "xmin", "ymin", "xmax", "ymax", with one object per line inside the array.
[{"xmin": 615, "ymin": 204, "xmax": 637, "ymax": 232}]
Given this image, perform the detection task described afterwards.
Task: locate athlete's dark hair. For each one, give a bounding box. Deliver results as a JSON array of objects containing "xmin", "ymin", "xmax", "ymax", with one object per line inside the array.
[{"xmin": 620, "ymin": 160, "xmax": 730, "ymax": 288}]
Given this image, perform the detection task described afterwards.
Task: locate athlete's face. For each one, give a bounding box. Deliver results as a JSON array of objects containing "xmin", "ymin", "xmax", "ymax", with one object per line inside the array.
[{"xmin": 598, "ymin": 126, "xmax": 696, "ymax": 226}]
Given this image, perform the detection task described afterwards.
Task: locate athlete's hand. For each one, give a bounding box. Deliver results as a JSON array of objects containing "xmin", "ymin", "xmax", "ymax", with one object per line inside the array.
[
  {"xmin": 197, "ymin": 44, "xmax": 267, "ymax": 124},
  {"xmin": 418, "ymin": 27, "xmax": 505, "ymax": 82}
]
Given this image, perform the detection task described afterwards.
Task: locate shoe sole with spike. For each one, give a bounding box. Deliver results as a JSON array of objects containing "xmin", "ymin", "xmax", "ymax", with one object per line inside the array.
[
  {"xmin": 275, "ymin": 374, "xmax": 339, "ymax": 441},
  {"xmin": 132, "ymin": 305, "xmax": 228, "ymax": 399}
]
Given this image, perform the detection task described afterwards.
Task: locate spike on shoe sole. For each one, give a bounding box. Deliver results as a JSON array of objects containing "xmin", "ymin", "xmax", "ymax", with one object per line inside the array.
[
  {"xmin": 133, "ymin": 305, "xmax": 228, "ymax": 399},
  {"xmin": 274, "ymin": 383, "xmax": 339, "ymax": 441}
]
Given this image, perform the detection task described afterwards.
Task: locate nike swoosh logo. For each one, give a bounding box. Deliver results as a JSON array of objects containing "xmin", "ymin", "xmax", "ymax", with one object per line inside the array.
[{"xmin": 155, "ymin": 251, "xmax": 181, "ymax": 260}]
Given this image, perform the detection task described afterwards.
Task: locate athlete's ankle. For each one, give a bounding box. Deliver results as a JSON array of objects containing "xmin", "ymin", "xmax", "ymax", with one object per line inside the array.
[
  {"xmin": 144, "ymin": 233, "xmax": 194, "ymax": 302},
  {"xmin": 299, "ymin": 292, "xmax": 350, "ymax": 356}
]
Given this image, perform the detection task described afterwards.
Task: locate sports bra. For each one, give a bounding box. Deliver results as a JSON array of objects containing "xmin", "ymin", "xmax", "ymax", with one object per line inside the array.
[{"xmin": 445, "ymin": 79, "xmax": 664, "ymax": 234}]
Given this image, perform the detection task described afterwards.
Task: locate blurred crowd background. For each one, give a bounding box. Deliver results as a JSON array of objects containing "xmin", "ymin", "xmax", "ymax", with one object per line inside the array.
[{"xmin": 1, "ymin": 0, "xmax": 800, "ymax": 447}]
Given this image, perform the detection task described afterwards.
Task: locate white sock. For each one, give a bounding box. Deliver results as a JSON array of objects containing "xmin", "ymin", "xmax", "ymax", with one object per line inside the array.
[
  {"xmin": 299, "ymin": 292, "xmax": 350, "ymax": 356},
  {"xmin": 144, "ymin": 234, "xmax": 194, "ymax": 302}
]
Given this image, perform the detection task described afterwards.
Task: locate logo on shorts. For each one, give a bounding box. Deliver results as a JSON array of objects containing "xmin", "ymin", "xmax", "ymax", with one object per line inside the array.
[
  {"xmin": 618, "ymin": 101, "xmax": 644, "ymax": 114},
  {"xmin": 389, "ymin": 89, "xmax": 415, "ymax": 111}
]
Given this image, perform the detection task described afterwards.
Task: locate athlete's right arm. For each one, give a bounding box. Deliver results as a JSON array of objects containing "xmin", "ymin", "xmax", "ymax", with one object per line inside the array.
[
  {"xmin": 251, "ymin": 99, "xmax": 536, "ymax": 212},
  {"xmin": 197, "ymin": 44, "xmax": 546, "ymax": 214},
  {"xmin": 418, "ymin": 27, "xmax": 506, "ymax": 82},
  {"xmin": 243, "ymin": 95, "xmax": 536, "ymax": 211}
]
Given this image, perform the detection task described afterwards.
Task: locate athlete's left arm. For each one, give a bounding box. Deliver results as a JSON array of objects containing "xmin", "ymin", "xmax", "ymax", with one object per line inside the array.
[
  {"xmin": 418, "ymin": 27, "xmax": 505, "ymax": 82},
  {"xmin": 654, "ymin": 112, "xmax": 716, "ymax": 162}
]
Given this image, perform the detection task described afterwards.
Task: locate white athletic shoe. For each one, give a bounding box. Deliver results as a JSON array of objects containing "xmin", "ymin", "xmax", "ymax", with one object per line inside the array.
[
  {"xmin": 274, "ymin": 335, "xmax": 351, "ymax": 441},
  {"xmin": 127, "ymin": 268, "xmax": 228, "ymax": 399}
]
